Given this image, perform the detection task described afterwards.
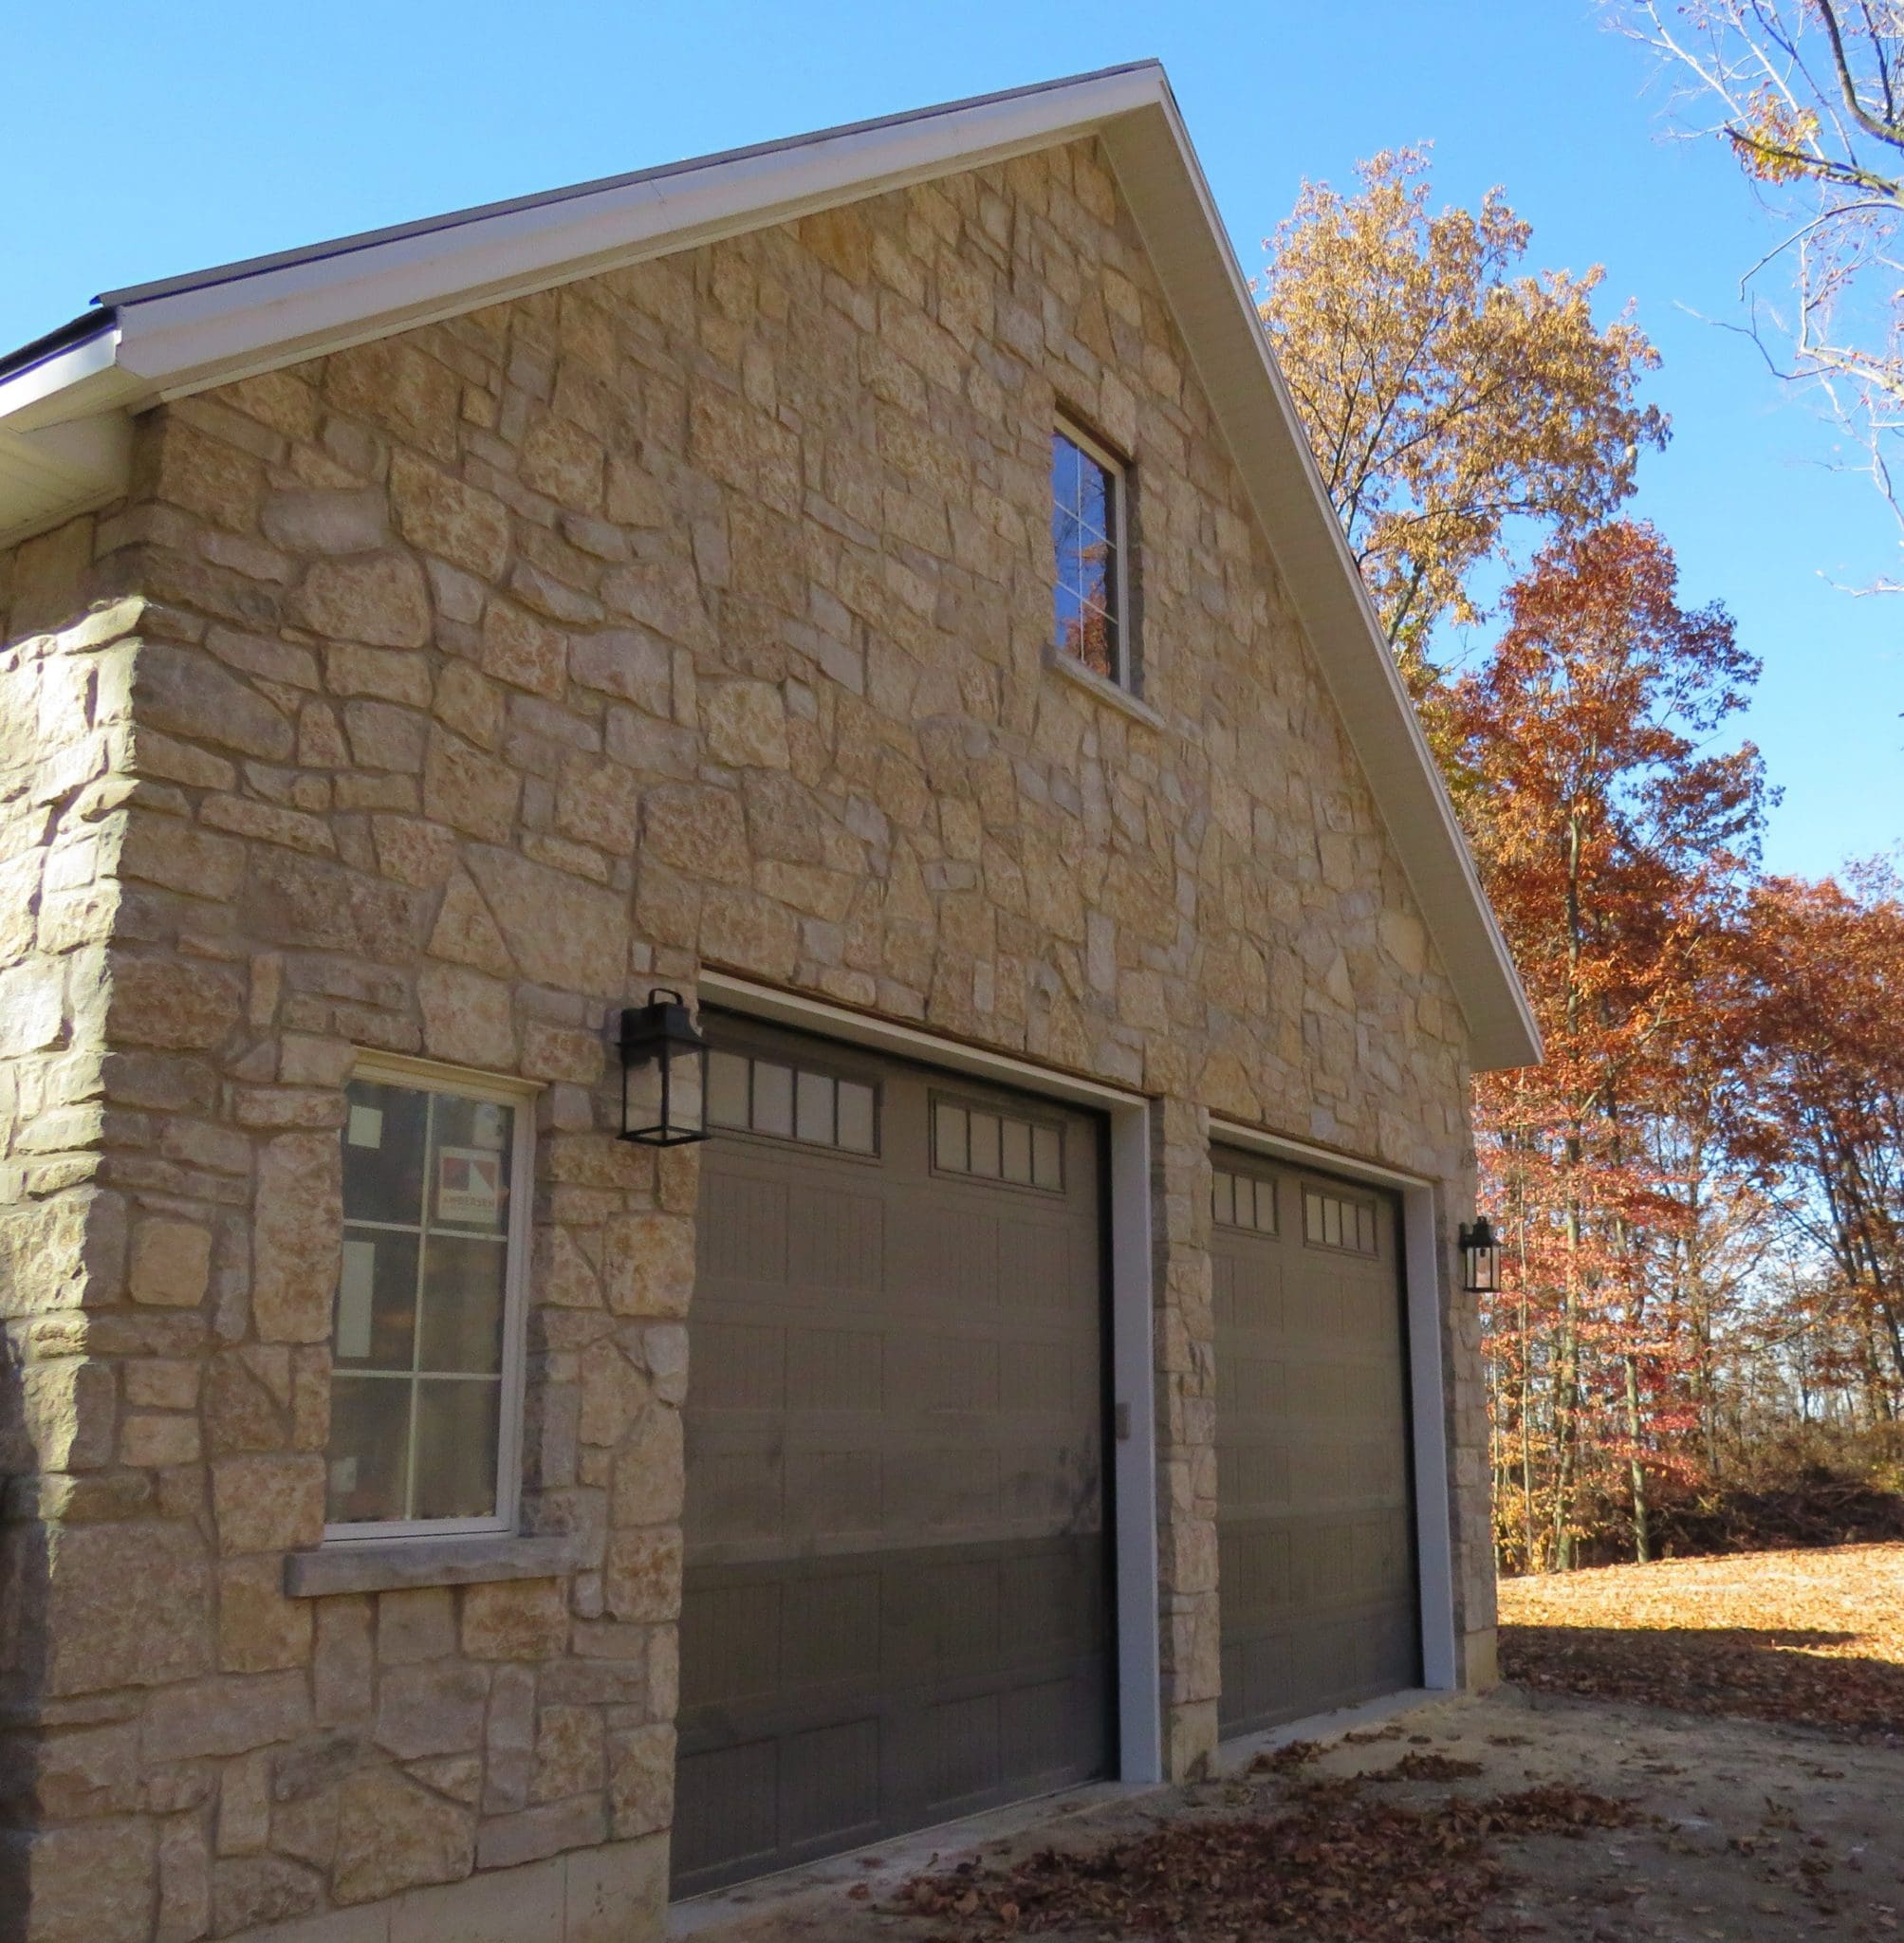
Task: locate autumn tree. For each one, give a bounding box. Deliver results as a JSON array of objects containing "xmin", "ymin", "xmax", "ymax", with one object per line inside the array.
[
  {"xmin": 1451, "ymin": 521, "xmax": 1765, "ymax": 1567},
  {"xmin": 1617, "ymin": 1, "xmax": 1904, "ymax": 578},
  {"xmin": 1258, "ymin": 148, "xmax": 1668, "ymax": 675},
  {"xmin": 1721, "ymin": 869, "xmax": 1904, "ymax": 1415}
]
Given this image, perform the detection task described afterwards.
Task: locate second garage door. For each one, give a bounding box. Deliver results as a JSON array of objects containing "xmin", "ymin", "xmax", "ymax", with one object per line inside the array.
[
  {"xmin": 673, "ymin": 1018, "xmax": 1114, "ymax": 1897},
  {"xmin": 1211, "ymin": 1146, "xmax": 1419, "ymax": 1737}
]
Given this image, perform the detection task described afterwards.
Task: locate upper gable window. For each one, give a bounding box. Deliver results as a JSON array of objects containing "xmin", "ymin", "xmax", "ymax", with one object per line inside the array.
[{"xmin": 1051, "ymin": 421, "xmax": 1132, "ymax": 690}]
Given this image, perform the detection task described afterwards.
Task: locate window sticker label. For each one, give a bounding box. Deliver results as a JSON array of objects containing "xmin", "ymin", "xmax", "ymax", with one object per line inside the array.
[
  {"xmin": 337, "ymin": 1238, "xmax": 377, "ymax": 1360},
  {"xmin": 346, "ymin": 1104, "xmax": 384, "ymax": 1149},
  {"xmin": 437, "ymin": 1147, "xmax": 503, "ymax": 1226},
  {"xmin": 470, "ymin": 1102, "xmax": 508, "ymax": 1150}
]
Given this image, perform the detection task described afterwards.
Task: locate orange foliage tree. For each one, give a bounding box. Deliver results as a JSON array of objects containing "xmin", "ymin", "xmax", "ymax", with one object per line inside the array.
[{"xmin": 1446, "ymin": 522, "xmax": 1767, "ymax": 1569}]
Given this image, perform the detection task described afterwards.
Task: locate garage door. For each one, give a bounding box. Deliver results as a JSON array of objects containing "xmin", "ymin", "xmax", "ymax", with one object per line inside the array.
[
  {"xmin": 673, "ymin": 1017, "xmax": 1114, "ymax": 1897},
  {"xmin": 1211, "ymin": 1147, "xmax": 1418, "ymax": 1737}
]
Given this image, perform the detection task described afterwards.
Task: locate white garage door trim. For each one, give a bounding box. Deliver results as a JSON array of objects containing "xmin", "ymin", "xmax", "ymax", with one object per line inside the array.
[
  {"xmin": 1208, "ymin": 1115, "xmax": 1457, "ymax": 1694},
  {"xmin": 697, "ymin": 971, "xmax": 1163, "ymax": 1784}
]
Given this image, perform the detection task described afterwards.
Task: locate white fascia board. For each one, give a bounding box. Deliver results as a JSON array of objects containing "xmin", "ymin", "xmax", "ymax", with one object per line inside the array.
[
  {"xmin": 109, "ymin": 66, "xmax": 1169, "ymax": 403},
  {"xmin": 0, "ymin": 331, "xmax": 137, "ymax": 544},
  {"xmin": 1098, "ymin": 102, "xmax": 1542, "ymax": 1075}
]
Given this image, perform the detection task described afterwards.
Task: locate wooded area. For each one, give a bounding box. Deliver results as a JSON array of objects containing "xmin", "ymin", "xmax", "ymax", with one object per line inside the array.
[{"xmin": 1258, "ymin": 34, "xmax": 1904, "ymax": 1571}]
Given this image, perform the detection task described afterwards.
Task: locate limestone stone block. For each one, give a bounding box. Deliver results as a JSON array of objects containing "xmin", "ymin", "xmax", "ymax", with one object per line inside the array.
[
  {"xmin": 423, "ymin": 730, "xmax": 521, "ymax": 844},
  {"xmin": 135, "ymin": 644, "xmax": 294, "ymax": 762},
  {"xmin": 296, "ymin": 555, "xmax": 432, "ymax": 650},
  {"xmin": 129, "ymin": 1218, "xmax": 213, "ymax": 1308},
  {"xmin": 218, "ymin": 1556, "xmax": 313, "ymax": 1672},
  {"xmin": 479, "ymin": 601, "xmax": 565, "ymax": 700},
  {"xmin": 601, "ymin": 1212, "xmax": 693, "ymax": 1320},
  {"xmin": 473, "ymin": 1793, "xmax": 604, "ymax": 1872},
  {"xmin": 374, "ymin": 1662, "xmax": 489, "ymax": 1761},
  {"xmin": 703, "ymin": 680, "xmax": 789, "ymax": 769},
  {"xmin": 122, "ymin": 1412, "xmax": 204, "ymax": 1468},
  {"xmin": 217, "ymin": 1750, "xmax": 272, "ymax": 1856},
  {"xmin": 143, "ymin": 1672, "xmax": 310, "ymax": 1764},
  {"xmin": 108, "ymin": 953, "xmax": 245, "ymax": 1051},
  {"xmin": 528, "ymin": 1706, "xmax": 603, "ymax": 1804},
  {"xmin": 313, "ymin": 1599, "xmax": 375, "ymax": 1725},
  {"xmin": 213, "ymin": 1453, "xmax": 325, "ymax": 1555},
  {"xmin": 9, "ymin": 1816, "xmax": 157, "ymax": 1943},
  {"xmin": 606, "ymin": 1724, "xmax": 674, "ymax": 1840},
  {"xmin": 332, "ymin": 1767, "xmax": 475, "ymax": 1905},
  {"xmin": 459, "ymin": 1578, "xmax": 568, "ymax": 1661},
  {"xmin": 251, "ymin": 1133, "xmax": 342, "ymax": 1344},
  {"xmin": 601, "ymin": 1529, "xmax": 681, "ymax": 1625},
  {"xmin": 377, "ymin": 1587, "xmax": 455, "ymax": 1664},
  {"xmin": 45, "ymin": 1519, "xmax": 212, "ymax": 1695},
  {"xmin": 156, "ymin": 1813, "xmax": 212, "ymax": 1943},
  {"xmin": 417, "ymin": 963, "xmax": 515, "ymax": 1068},
  {"xmin": 462, "ymin": 847, "xmax": 629, "ymax": 996},
  {"xmin": 212, "ymin": 1853, "xmax": 323, "ymax": 1934},
  {"xmin": 389, "ymin": 451, "xmax": 510, "ymax": 581},
  {"xmin": 261, "ymin": 487, "xmax": 388, "ymax": 557},
  {"xmin": 608, "ymin": 1409, "xmax": 683, "ymax": 1528}
]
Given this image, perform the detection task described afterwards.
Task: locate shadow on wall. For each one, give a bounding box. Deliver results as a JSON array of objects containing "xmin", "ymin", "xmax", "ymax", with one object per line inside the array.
[{"xmin": 1500, "ymin": 1623, "xmax": 1904, "ymax": 1739}]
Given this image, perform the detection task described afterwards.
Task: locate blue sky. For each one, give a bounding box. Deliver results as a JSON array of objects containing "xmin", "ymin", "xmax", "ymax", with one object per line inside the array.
[{"xmin": 8, "ymin": 0, "xmax": 1897, "ymax": 879}]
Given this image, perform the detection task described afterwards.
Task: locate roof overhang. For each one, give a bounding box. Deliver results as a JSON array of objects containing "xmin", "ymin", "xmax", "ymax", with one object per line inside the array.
[{"xmin": 0, "ymin": 60, "xmax": 1541, "ymax": 1071}]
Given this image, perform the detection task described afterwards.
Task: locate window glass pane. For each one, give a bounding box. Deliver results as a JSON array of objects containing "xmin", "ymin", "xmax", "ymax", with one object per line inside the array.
[
  {"xmin": 1078, "ymin": 458, "xmax": 1108, "ymax": 541},
  {"xmin": 838, "ymin": 1081, "xmax": 877, "ymax": 1155},
  {"xmin": 1304, "ymin": 1191, "xmax": 1322, "ymax": 1243},
  {"xmin": 417, "ymin": 1233, "xmax": 508, "ymax": 1375},
  {"xmin": 752, "ymin": 1062, "xmax": 794, "ymax": 1138},
  {"xmin": 708, "ymin": 1050, "xmax": 750, "ymax": 1129},
  {"xmin": 1050, "ymin": 431, "xmax": 1081, "ymax": 514},
  {"xmin": 342, "ymin": 1080, "xmax": 429, "ymax": 1226},
  {"xmin": 412, "ymin": 1379, "xmax": 501, "ymax": 1521},
  {"xmin": 1324, "ymin": 1198, "xmax": 1342, "ymax": 1248},
  {"xmin": 1213, "ymin": 1171, "xmax": 1234, "ymax": 1227},
  {"xmin": 969, "ymin": 1112, "xmax": 1001, "ymax": 1178},
  {"xmin": 795, "ymin": 1069, "xmax": 836, "ymax": 1145},
  {"xmin": 430, "ymin": 1095, "xmax": 513, "ymax": 1234},
  {"xmin": 1253, "ymin": 1179, "xmax": 1275, "ymax": 1232},
  {"xmin": 934, "ymin": 1101, "xmax": 969, "ymax": 1174},
  {"xmin": 326, "ymin": 1378, "xmax": 410, "ymax": 1524},
  {"xmin": 1032, "ymin": 1124, "xmax": 1063, "ymax": 1191},
  {"xmin": 1001, "ymin": 1119, "xmax": 1033, "ymax": 1185},
  {"xmin": 334, "ymin": 1229, "xmax": 418, "ymax": 1369},
  {"xmin": 1359, "ymin": 1204, "xmax": 1377, "ymax": 1252}
]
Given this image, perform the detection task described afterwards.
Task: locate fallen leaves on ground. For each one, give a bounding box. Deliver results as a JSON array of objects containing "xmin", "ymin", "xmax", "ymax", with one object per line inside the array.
[
  {"xmin": 897, "ymin": 1780, "xmax": 1636, "ymax": 1941},
  {"xmin": 1498, "ymin": 1543, "xmax": 1904, "ymax": 1739}
]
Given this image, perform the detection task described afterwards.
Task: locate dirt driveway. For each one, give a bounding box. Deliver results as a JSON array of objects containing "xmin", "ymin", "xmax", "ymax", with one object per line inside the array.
[{"xmin": 675, "ymin": 1546, "xmax": 1904, "ymax": 1942}]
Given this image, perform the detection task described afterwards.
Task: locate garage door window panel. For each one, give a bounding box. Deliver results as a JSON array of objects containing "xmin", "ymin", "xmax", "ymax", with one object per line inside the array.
[{"xmin": 707, "ymin": 1046, "xmax": 879, "ymax": 1157}]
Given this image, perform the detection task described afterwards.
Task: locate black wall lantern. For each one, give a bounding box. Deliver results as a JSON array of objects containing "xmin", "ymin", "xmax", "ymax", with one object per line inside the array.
[
  {"xmin": 1458, "ymin": 1216, "xmax": 1501, "ymax": 1295},
  {"xmin": 618, "ymin": 989, "xmax": 712, "ymax": 1146}
]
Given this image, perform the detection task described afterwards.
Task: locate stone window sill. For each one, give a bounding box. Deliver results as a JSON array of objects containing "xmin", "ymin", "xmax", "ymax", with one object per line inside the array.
[
  {"xmin": 284, "ymin": 1532, "xmax": 579, "ymax": 1599},
  {"xmin": 1046, "ymin": 648, "xmax": 1164, "ymax": 730}
]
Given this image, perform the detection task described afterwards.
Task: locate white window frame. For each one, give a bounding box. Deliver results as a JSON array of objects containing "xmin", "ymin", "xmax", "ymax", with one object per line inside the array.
[
  {"xmin": 1052, "ymin": 416, "xmax": 1135, "ymax": 694},
  {"xmin": 323, "ymin": 1049, "xmax": 538, "ymax": 1546}
]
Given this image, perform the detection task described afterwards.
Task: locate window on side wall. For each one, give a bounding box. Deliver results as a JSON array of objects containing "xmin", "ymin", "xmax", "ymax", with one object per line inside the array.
[
  {"xmin": 1051, "ymin": 419, "xmax": 1132, "ymax": 691},
  {"xmin": 325, "ymin": 1056, "xmax": 534, "ymax": 1541}
]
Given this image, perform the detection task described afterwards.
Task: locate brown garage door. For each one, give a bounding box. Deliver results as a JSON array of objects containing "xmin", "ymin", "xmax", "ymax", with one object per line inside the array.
[
  {"xmin": 673, "ymin": 1017, "xmax": 1114, "ymax": 1897},
  {"xmin": 1211, "ymin": 1147, "xmax": 1418, "ymax": 1737}
]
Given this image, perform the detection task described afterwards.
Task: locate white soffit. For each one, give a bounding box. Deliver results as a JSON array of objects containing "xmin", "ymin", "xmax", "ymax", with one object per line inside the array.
[{"xmin": 0, "ymin": 61, "xmax": 1540, "ymax": 1072}]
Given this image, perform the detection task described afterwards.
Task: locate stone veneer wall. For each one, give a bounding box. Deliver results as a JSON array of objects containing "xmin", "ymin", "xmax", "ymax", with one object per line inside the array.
[{"xmin": 0, "ymin": 136, "xmax": 1493, "ymax": 1943}]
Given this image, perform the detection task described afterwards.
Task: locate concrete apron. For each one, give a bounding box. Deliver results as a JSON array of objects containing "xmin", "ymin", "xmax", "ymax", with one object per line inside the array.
[{"xmin": 667, "ymin": 1687, "xmax": 1440, "ymax": 1939}]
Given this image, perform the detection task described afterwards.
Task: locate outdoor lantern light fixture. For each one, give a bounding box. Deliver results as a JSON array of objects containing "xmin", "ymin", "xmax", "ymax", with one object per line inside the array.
[
  {"xmin": 1458, "ymin": 1216, "xmax": 1501, "ymax": 1295},
  {"xmin": 618, "ymin": 989, "xmax": 712, "ymax": 1146}
]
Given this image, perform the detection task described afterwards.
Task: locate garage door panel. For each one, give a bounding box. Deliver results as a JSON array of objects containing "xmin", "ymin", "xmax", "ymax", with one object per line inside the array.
[
  {"xmin": 678, "ymin": 1020, "xmax": 1111, "ymax": 1897},
  {"xmin": 1213, "ymin": 1147, "xmax": 1419, "ymax": 1739}
]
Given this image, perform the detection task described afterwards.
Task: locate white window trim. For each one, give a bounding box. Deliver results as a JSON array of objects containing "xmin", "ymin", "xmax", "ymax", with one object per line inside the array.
[
  {"xmin": 1051, "ymin": 415, "xmax": 1136, "ymax": 696},
  {"xmin": 323, "ymin": 1050, "xmax": 539, "ymax": 1548}
]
